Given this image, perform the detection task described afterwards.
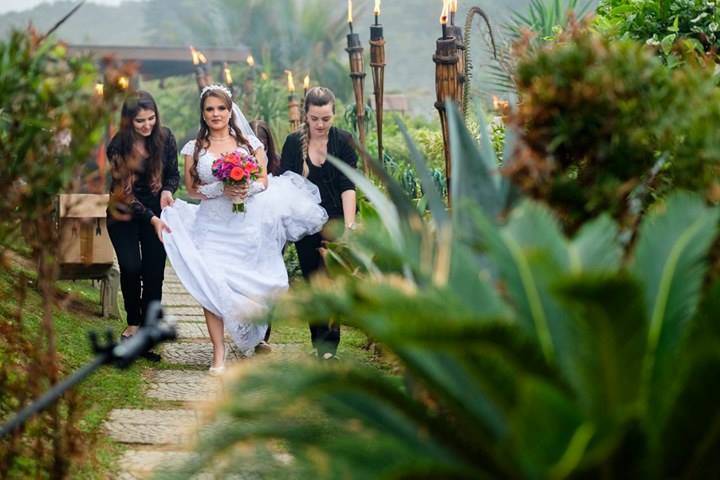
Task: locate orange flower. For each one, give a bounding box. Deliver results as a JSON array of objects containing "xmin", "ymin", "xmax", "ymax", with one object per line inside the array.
[{"xmin": 229, "ymin": 167, "xmax": 244, "ymax": 181}]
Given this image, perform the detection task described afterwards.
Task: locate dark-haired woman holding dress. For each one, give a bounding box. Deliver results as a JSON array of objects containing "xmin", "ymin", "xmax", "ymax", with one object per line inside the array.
[{"xmin": 107, "ymin": 90, "xmax": 179, "ymax": 359}]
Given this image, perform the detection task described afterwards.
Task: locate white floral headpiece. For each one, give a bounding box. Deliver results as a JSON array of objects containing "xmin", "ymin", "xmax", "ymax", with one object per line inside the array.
[{"xmin": 200, "ymin": 83, "xmax": 233, "ymax": 98}]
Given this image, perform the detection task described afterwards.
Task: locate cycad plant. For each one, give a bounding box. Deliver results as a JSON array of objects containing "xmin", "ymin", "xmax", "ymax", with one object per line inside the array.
[{"xmin": 162, "ymin": 104, "xmax": 720, "ymax": 479}]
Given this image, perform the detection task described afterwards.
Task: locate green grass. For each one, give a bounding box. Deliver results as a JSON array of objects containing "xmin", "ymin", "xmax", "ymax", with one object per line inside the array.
[{"xmin": 0, "ymin": 264, "xmax": 149, "ymax": 479}]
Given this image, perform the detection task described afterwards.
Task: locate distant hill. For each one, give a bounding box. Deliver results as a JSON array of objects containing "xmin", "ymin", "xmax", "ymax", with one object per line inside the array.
[
  {"xmin": 0, "ymin": 0, "xmax": 585, "ymax": 115},
  {"xmin": 0, "ymin": 1, "xmax": 147, "ymax": 45}
]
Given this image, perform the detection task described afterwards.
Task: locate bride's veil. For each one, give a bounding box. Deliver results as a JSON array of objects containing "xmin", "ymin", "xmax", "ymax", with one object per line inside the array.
[{"xmin": 231, "ymin": 102, "xmax": 263, "ymax": 152}]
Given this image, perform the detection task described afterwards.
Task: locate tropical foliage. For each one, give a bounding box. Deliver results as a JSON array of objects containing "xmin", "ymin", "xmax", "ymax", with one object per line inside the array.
[
  {"xmin": 143, "ymin": 0, "xmax": 354, "ymax": 100},
  {"xmin": 485, "ymin": 0, "xmax": 596, "ymax": 94},
  {"xmin": 596, "ymin": 0, "xmax": 720, "ymax": 66},
  {"xmin": 509, "ymin": 19, "xmax": 720, "ymax": 231},
  {"xmin": 0, "ymin": 24, "xmax": 127, "ymax": 477},
  {"xmin": 162, "ymin": 102, "xmax": 720, "ymax": 479}
]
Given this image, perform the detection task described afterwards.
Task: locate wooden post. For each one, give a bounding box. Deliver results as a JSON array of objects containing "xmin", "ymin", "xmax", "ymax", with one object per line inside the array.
[
  {"xmin": 347, "ymin": 32, "xmax": 368, "ymax": 173},
  {"xmin": 434, "ymin": 36, "xmax": 461, "ymax": 201},
  {"xmin": 370, "ymin": 24, "xmax": 386, "ymax": 165}
]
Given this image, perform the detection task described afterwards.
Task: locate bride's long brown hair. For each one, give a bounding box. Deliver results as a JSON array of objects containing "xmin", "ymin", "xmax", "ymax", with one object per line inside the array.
[{"xmin": 190, "ymin": 89, "xmax": 251, "ymax": 187}]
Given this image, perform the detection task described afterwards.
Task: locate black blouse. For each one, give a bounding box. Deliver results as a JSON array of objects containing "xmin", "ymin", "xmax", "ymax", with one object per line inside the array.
[
  {"xmin": 107, "ymin": 127, "xmax": 180, "ymax": 223},
  {"xmin": 279, "ymin": 127, "xmax": 357, "ymax": 218}
]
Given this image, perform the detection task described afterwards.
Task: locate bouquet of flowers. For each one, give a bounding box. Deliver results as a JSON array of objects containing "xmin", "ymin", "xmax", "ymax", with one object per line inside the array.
[{"xmin": 211, "ymin": 149, "xmax": 262, "ymax": 213}]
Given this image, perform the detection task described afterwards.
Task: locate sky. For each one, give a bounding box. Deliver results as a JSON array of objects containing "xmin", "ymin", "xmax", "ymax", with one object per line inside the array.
[{"xmin": 0, "ymin": 0, "xmax": 143, "ymax": 14}]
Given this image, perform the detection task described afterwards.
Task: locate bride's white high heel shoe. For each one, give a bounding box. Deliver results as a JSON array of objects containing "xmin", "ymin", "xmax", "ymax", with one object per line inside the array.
[{"xmin": 208, "ymin": 349, "xmax": 226, "ymax": 376}]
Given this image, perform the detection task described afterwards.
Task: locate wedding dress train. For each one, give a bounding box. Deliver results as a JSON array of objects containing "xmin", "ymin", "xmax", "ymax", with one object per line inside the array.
[{"xmin": 161, "ymin": 140, "xmax": 328, "ymax": 356}]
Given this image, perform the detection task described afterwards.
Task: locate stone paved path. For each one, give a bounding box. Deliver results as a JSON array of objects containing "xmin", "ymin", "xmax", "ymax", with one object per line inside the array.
[{"xmin": 104, "ymin": 266, "xmax": 244, "ymax": 479}]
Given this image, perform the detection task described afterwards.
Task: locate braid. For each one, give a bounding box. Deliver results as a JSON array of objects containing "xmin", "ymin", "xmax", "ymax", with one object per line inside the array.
[{"xmin": 300, "ymin": 121, "xmax": 310, "ymax": 177}]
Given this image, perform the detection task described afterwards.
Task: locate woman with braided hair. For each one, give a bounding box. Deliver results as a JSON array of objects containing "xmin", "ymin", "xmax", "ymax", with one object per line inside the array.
[
  {"xmin": 161, "ymin": 85, "xmax": 327, "ymax": 373},
  {"xmin": 279, "ymin": 86, "xmax": 358, "ymax": 360}
]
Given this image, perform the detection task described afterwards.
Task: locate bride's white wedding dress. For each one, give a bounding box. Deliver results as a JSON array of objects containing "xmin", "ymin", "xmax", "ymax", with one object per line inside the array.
[{"xmin": 161, "ymin": 140, "xmax": 328, "ymax": 356}]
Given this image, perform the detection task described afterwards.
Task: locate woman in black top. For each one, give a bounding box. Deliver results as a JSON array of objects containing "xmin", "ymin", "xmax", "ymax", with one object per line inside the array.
[
  {"xmin": 280, "ymin": 86, "xmax": 357, "ymax": 359},
  {"xmin": 107, "ymin": 91, "xmax": 179, "ymax": 344}
]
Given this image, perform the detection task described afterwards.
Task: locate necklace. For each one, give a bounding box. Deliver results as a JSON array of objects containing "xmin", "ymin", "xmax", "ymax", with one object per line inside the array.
[{"xmin": 209, "ymin": 134, "xmax": 231, "ymax": 141}]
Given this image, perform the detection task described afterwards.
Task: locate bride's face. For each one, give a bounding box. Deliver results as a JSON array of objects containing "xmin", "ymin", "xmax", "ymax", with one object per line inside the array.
[{"xmin": 203, "ymin": 95, "xmax": 231, "ymax": 133}]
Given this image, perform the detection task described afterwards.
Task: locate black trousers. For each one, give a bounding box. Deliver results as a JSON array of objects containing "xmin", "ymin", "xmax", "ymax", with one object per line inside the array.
[
  {"xmin": 295, "ymin": 230, "xmax": 340, "ymax": 356},
  {"xmin": 108, "ymin": 219, "xmax": 166, "ymax": 327}
]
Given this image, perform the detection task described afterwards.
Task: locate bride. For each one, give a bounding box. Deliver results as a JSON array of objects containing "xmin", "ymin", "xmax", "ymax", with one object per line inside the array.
[{"xmin": 161, "ymin": 84, "xmax": 328, "ymax": 374}]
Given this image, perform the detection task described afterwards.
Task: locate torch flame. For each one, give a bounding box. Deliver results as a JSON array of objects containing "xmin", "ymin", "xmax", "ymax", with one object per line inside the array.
[
  {"xmin": 94, "ymin": 82, "xmax": 104, "ymax": 97},
  {"xmin": 223, "ymin": 63, "xmax": 233, "ymax": 85},
  {"xmin": 246, "ymin": 54, "xmax": 255, "ymax": 67},
  {"xmin": 303, "ymin": 75, "xmax": 310, "ymax": 90},
  {"xmin": 190, "ymin": 46, "xmax": 207, "ymax": 65},
  {"xmin": 492, "ymin": 95, "xmax": 509, "ymax": 112},
  {"xmin": 440, "ymin": 0, "xmax": 449, "ymax": 25},
  {"xmin": 348, "ymin": 0, "xmax": 353, "ymax": 23},
  {"xmin": 450, "ymin": 0, "xmax": 457, "ymax": 13},
  {"xmin": 118, "ymin": 76, "xmax": 129, "ymax": 90},
  {"xmin": 285, "ymin": 70, "xmax": 295, "ymax": 93},
  {"xmin": 374, "ymin": 0, "xmax": 381, "ymax": 16}
]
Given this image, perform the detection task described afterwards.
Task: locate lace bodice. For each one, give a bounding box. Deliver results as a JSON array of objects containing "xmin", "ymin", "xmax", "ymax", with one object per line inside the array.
[{"xmin": 180, "ymin": 140, "xmax": 253, "ymax": 186}]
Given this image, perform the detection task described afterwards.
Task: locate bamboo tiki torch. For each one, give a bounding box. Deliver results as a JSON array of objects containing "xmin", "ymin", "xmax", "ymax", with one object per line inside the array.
[
  {"xmin": 286, "ymin": 70, "xmax": 301, "ymax": 132},
  {"xmin": 190, "ymin": 46, "xmax": 211, "ymax": 92},
  {"xmin": 302, "ymin": 74, "xmax": 310, "ymax": 121},
  {"xmin": 370, "ymin": 0, "xmax": 385, "ymax": 166},
  {"xmin": 434, "ymin": 0, "xmax": 461, "ymax": 201},
  {"xmin": 243, "ymin": 54, "xmax": 255, "ymax": 112},
  {"xmin": 223, "ymin": 62, "xmax": 235, "ymax": 97},
  {"xmin": 447, "ymin": 0, "xmax": 465, "ymax": 105},
  {"xmin": 346, "ymin": 0, "xmax": 368, "ymax": 173}
]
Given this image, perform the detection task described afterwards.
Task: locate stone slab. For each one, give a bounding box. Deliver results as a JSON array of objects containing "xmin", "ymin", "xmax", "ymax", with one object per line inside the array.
[
  {"xmin": 119, "ymin": 450, "xmax": 195, "ymax": 475},
  {"xmin": 175, "ymin": 322, "xmax": 209, "ymax": 340},
  {"xmin": 105, "ymin": 409, "xmax": 199, "ymax": 445},
  {"xmin": 162, "ymin": 294, "xmax": 199, "ymax": 307},
  {"xmin": 168, "ymin": 314, "xmax": 207, "ymax": 324},
  {"xmin": 164, "ymin": 306, "xmax": 204, "ymax": 316},
  {"xmin": 146, "ymin": 370, "xmax": 222, "ymax": 402},
  {"xmin": 162, "ymin": 284, "xmax": 190, "ymax": 294},
  {"xmin": 161, "ymin": 342, "xmax": 241, "ymax": 367}
]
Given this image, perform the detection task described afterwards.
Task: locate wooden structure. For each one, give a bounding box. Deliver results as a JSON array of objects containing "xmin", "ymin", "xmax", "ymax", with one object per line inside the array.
[
  {"xmin": 56, "ymin": 194, "xmax": 118, "ymax": 318},
  {"xmin": 67, "ymin": 45, "xmax": 251, "ymax": 80}
]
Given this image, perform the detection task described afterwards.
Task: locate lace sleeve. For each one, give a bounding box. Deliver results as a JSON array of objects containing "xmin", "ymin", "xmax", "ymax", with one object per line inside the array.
[
  {"xmin": 247, "ymin": 135, "xmax": 263, "ymax": 153},
  {"xmin": 247, "ymin": 181, "xmax": 266, "ymax": 197},
  {"xmin": 198, "ymin": 181, "xmax": 224, "ymax": 198},
  {"xmin": 180, "ymin": 140, "xmax": 196, "ymax": 156}
]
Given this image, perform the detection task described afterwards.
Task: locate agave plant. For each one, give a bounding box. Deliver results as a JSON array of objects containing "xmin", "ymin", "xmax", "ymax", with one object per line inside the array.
[{"xmin": 161, "ymin": 104, "xmax": 720, "ymax": 479}]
